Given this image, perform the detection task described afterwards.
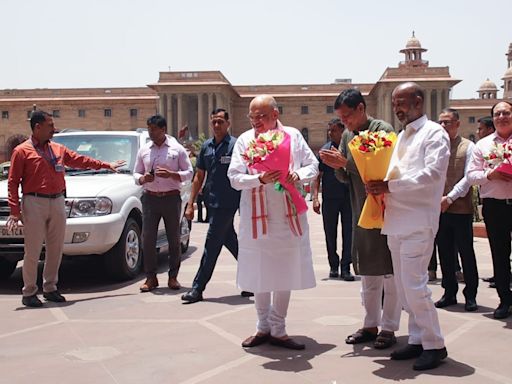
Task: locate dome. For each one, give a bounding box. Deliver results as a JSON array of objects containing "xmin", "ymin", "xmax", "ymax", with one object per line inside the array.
[
  {"xmin": 479, "ymin": 78, "xmax": 498, "ymax": 91},
  {"xmin": 406, "ymin": 36, "xmax": 422, "ymax": 49},
  {"xmin": 503, "ymin": 66, "xmax": 512, "ymax": 78}
]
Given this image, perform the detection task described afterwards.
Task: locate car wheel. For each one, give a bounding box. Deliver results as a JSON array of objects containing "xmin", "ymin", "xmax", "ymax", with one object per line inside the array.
[
  {"xmin": 0, "ymin": 257, "xmax": 18, "ymax": 280},
  {"xmin": 105, "ymin": 217, "xmax": 142, "ymax": 280},
  {"xmin": 180, "ymin": 216, "xmax": 191, "ymax": 253}
]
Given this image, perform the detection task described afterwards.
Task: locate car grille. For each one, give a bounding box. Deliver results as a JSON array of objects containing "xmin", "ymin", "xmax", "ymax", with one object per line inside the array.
[{"xmin": 0, "ymin": 199, "xmax": 9, "ymax": 218}]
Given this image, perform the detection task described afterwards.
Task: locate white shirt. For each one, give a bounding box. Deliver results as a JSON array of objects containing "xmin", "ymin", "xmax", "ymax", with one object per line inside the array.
[
  {"xmin": 382, "ymin": 115, "xmax": 450, "ymax": 236},
  {"xmin": 467, "ymin": 131, "xmax": 512, "ymax": 199},
  {"xmin": 446, "ymin": 138, "xmax": 475, "ymax": 202}
]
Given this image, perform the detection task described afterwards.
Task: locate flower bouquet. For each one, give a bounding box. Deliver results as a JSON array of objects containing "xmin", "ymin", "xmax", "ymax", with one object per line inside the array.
[
  {"xmin": 348, "ymin": 130, "xmax": 397, "ymax": 229},
  {"xmin": 484, "ymin": 141, "xmax": 512, "ymax": 176},
  {"xmin": 243, "ymin": 130, "xmax": 307, "ymax": 215}
]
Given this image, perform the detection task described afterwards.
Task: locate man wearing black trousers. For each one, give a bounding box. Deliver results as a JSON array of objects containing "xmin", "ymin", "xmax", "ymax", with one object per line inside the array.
[
  {"xmin": 181, "ymin": 108, "xmax": 250, "ymax": 303},
  {"xmin": 434, "ymin": 108, "xmax": 479, "ymax": 312},
  {"xmin": 313, "ymin": 118, "xmax": 354, "ymax": 281}
]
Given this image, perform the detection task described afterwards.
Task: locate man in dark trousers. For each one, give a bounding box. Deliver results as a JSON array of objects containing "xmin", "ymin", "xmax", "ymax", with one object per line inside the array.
[
  {"xmin": 181, "ymin": 108, "xmax": 249, "ymax": 303},
  {"xmin": 313, "ymin": 118, "xmax": 354, "ymax": 281}
]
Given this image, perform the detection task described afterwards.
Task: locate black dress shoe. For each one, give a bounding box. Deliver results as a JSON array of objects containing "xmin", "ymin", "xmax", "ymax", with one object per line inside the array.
[
  {"xmin": 22, "ymin": 294, "xmax": 43, "ymax": 308},
  {"xmin": 489, "ymin": 281, "xmax": 497, "ymax": 288},
  {"xmin": 390, "ymin": 344, "xmax": 423, "ymax": 360},
  {"xmin": 493, "ymin": 303, "xmax": 511, "ymax": 319},
  {"xmin": 413, "ymin": 347, "xmax": 448, "ymax": 370},
  {"xmin": 341, "ymin": 272, "xmax": 355, "ymax": 281},
  {"xmin": 464, "ymin": 298, "xmax": 478, "ymax": 312},
  {"xmin": 269, "ymin": 336, "xmax": 305, "ymax": 350},
  {"xmin": 435, "ymin": 296, "xmax": 457, "ymax": 308},
  {"xmin": 482, "ymin": 276, "xmax": 495, "ymax": 283},
  {"xmin": 43, "ymin": 290, "xmax": 66, "ymax": 303},
  {"xmin": 241, "ymin": 291, "xmax": 254, "ymax": 297},
  {"xmin": 329, "ymin": 270, "xmax": 339, "ymax": 278},
  {"xmin": 181, "ymin": 289, "xmax": 203, "ymax": 303},
  {"xmin": 241, "ymin": 334, "xmax": 270, "ymax": 348}
]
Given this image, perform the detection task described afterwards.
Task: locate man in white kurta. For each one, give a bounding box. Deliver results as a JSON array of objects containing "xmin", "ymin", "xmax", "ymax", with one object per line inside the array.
[
  {"xmin": 228, "ymin": 95, "xmax": 318, "ymax": 350},
  {"xmin": 367, "ymin": 82, "xmax": 450, "ymax": 371}
]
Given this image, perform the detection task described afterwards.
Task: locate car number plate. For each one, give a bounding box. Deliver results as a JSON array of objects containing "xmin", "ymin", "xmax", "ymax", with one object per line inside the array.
[{"xmin": 0, "ymin": 226, "xmax": 24, "ymax": 237}]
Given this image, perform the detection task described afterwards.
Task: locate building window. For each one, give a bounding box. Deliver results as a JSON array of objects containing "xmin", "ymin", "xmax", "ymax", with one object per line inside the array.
[
  {"xmin": 27, "ymin": 110, "xmax": 32, "ymax": 118},
  {"xmin": 301, "ymin": 106, "xmax": 309, "ymax": 115},
  {"xmin": 278, "ymin": 106, "xmax": 283, "ymax": 114},
  {"xmin": 301, "ymin": 127, "xmax": 309, "ymax": 143},
  {"xmin": 468, "ymin": 116, "xmax": 475, "ymax": 124},
  {"xmin": 326, "ymin": 105, "xmax": 334, "ymax": 114},
  {"xmin": 104, "ymin": 109, "xmax": 112, "ymax": 118},
  {"xmin": 52, "ymin": 110, "xmax": 60, "ymax": 118},
  {"xmin": 130, "ymin": 108, "xmax": 138, "ymax": 118},
  {"xmin": 78, "ymin": 109, "xmax": 86, "ymax": 118},
  {"xmin": 1, "ymin": 111, "xmax": 8, "ymax": 119}
]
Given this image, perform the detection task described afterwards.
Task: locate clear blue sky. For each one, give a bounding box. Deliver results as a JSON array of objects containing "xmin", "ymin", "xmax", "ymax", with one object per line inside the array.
[{"xmin": 1, "ymin": 0, "xmax": 509, "ymax": 99}]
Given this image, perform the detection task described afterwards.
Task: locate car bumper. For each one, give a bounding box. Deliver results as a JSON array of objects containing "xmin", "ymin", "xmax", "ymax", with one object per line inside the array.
[{"xmin": 62, "ymin": 213, "xmax": 126, "ymax": 255}]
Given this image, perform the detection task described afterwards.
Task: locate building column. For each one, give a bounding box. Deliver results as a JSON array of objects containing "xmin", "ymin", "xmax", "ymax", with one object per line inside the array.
[
  {"xmin": 425, "ymin": 89, "xmax": 432, "ymax": 119},
  {"xmin": 177, "ymin": 94, "xmax": 184, "ymax": 136},
  {"xmin": 216, "ymin": 93, "xmax": 224, "ymax": 109},
  {"xmin": 197, "ymin": 93, "xmax": 207, "ymax": 138},
  {"xmin": 384, "ymin": 91, "xmax": 391, "ymax": 124},
  {"xmin": 158, "ymin": 94, "xmax": 165, "ymax": 117},
  {"xmin": 207, "ymin": 93, "xmax": 214, "ymax": 118},
  {"xmin": 436, "ymin": 88, "xmax": 443, "ymax": 116},
  {"xmin": 446, "ymin": 89, "xmax": 451, "ymax": 107},
  {"xmin": 166, "ymin": 93, "xmax": 173, "ymax": 135}
]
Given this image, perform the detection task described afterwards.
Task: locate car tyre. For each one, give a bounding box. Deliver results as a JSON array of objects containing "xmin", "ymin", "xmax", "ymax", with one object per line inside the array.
[
  {"xmin": 180, "ymin": 216, "xmax": 191, "ymax": 253},
  {"xmin": 0, "ymin": 257, "xmax": 18, "ymax": 280},
  {"xmin": 105, "ymin": 217, "xmax": 142, "ymax": 280}
]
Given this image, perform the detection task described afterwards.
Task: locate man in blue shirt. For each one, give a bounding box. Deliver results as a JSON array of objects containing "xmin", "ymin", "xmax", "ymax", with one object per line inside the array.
[
  {"xmin": 313, "ymin": 118, "xmax": 354, "ymax": 280},
  {"xmin": 182, "ymin": 108, "xmax": 249, "ymax": 303}
]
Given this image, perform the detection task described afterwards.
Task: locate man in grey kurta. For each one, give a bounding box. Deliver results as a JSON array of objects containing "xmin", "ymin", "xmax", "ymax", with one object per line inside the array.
[{"xmin": 320, "ymin": 88, "xmax": 401, "ymax": 349}]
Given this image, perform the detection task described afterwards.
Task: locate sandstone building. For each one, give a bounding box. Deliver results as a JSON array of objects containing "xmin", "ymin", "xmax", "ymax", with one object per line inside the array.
[{"xmin": 0, "ymin": 35, "xmax": 510, "ymax": 161}]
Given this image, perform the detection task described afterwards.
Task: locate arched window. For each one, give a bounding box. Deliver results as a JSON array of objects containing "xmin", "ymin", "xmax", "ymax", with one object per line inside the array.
[{"xmin": 301, "ymin": 128, "xmax": 309, "ymax": 143}]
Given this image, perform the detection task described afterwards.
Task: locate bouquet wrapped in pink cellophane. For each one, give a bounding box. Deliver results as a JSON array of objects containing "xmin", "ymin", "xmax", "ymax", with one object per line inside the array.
[{"xmin": 243, "ymin": 130, "xmax": 307, "ymax": 215}]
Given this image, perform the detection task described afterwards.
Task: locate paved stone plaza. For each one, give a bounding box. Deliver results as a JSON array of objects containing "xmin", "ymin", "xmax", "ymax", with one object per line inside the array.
[{"xmin": 1, "ymin": 203, "xmax": 511, "ymax": 383}]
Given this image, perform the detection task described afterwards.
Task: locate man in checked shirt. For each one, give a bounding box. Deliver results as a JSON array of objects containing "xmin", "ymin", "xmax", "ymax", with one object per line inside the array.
[{"xmin": 134, "ymin": 115, "xmax": 193, "ymax": 292}]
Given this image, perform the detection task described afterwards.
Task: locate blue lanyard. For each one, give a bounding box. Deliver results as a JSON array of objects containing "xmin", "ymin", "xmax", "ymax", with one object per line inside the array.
[{"xmin": 30, "ymin": 139, "xmax": 59, "ymax": 166}]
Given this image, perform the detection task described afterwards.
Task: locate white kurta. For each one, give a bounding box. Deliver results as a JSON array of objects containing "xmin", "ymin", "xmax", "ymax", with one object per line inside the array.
[{"xmin": 228, "ymin": 123, "xmax": 319, "ymax": 293}]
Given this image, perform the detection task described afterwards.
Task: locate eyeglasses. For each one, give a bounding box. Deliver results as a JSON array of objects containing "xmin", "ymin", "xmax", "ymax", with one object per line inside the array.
[
  {"xmin": 246, "ymin": 113, "xmax": 269, "ymax": 121},
  {"xmin": 493, "ymin": 110, "xmax": 512, "ymax": 118},
  {"xmin": 438, "ymin": 120, "xmax": 456, "ymax": 126}
]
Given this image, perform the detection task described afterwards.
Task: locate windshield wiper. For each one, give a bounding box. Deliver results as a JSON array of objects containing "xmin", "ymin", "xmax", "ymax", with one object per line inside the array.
[{"xmin": 67, "ymin": 168, "xmax": 132, "ymax": 176}]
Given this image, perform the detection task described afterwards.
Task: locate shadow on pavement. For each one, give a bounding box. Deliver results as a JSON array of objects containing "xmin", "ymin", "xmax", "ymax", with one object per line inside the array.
[
  {"xmin": 244, "ymin": 336, "xmax": 336, "ymax": 372},
  {"xmin": 0, "ymin": 246, "xmax": 198, "ymax": 295}
]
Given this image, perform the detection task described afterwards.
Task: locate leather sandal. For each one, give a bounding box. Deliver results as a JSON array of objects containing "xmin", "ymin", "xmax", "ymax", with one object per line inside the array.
[
  {"xmin": 345, "ymin": 328, "xmax": 378, "ymax": 344},
  {"xmin": 373, "ymin": 330, "xmax": 397, "ymax": 349}
]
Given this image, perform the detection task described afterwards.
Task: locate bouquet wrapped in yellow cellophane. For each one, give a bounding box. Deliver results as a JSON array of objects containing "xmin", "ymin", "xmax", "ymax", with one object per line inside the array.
[{"xmin": 348, "ymin": 130, "xmax": 397, "ymax": 229}]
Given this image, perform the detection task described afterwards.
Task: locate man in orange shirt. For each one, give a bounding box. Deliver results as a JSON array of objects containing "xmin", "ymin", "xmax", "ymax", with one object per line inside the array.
[{"xmin": 7, "ymin": 111, "xmax": 125, "ymax": 307}]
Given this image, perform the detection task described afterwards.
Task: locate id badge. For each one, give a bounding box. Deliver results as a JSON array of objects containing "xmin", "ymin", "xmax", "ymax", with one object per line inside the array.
[
  {"xmin": 55, "ymin": 164, "xmax": 65, "ymax": 172},
  {"xmin": 220, "ymin": 156, "xmax": 231, "ymax": 164}
]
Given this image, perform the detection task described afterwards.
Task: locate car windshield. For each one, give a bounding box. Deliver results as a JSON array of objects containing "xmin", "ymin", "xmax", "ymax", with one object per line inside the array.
[{"xmin": 53, "ymin": 134, "xmax": 138, "ymax": 173}]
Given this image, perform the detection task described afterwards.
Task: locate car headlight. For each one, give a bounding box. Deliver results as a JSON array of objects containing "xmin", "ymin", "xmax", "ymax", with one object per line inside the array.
[{"xmin": 65, "ymin": 197, "xmax": 113, "ymax": 217}]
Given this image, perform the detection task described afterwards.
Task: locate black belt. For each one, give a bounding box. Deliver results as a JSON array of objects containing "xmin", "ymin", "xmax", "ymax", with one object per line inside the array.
[
  {"xmin": 484, "ymin": 198, "xmax": 512, "ymax": 205},
  {"xmin": 25, "ymin": 191, "xmax": 65, "ymax": 199},
  {"xmin": 144, "ymin": 190, "xmax": 180, "ymax": 197}
]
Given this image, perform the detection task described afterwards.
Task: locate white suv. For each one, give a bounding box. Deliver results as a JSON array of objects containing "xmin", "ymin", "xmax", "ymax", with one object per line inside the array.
[{"xmin": 0, "ymin": 130, "xmax": 191, "ymax": 280}]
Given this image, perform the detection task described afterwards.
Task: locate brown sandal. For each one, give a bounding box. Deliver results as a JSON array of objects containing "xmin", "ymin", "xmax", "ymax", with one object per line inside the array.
[
  {"xmin": 373, "ymin": 330, "xmax": 397, "ymax": 349},
  {"xmin": 345, "ymin": 328, "xmax": 378, "ymax": 344}
]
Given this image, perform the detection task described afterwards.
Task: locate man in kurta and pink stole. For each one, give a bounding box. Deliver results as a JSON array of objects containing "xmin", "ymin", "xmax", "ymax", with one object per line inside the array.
[{"xmin": 228, "ymin": 95, "xmax": 318, "ymax": 350}]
